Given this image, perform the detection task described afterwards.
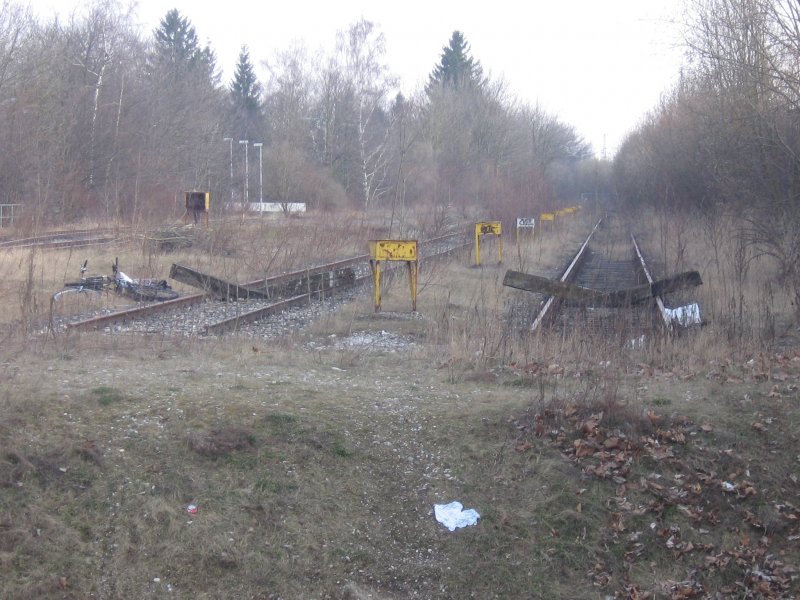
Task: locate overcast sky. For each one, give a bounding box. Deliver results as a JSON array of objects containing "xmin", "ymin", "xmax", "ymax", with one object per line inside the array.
[{"xmin": 27, "ymin": 0, "xmax": 688, "ymax": 158}]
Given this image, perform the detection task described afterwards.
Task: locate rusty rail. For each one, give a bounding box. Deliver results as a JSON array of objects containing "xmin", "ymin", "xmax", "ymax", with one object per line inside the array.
[
  {"xmin": 64, "ymin": 230, "xmax": 471, "ymax": 334},
  {"xmin": 631, "ymin": 234, "xmax": 672, "ymax": 330},
  {"xmin": 0, "ymin": 228, "xmax": 122, "ymax": 250},
  {"xmin": 203, "ymin": 232, "xmax": 471, "ymax": 335},
  {"xmin": 204, "ymin": 294, "xmax": 310, "ymax": 335},
  {"xmin": 525, "ymin": 218, "xmax": 688, "ymax": 337},
  {"xmin": 531, "ymin": 218, "xmax": 602, "ymax": 331},
  {"xmin": 67, "ymin": 293, "xmax": 207, "ymax": 331}
]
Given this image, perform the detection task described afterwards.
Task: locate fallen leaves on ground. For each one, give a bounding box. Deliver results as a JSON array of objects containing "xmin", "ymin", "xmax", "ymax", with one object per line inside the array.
[{"xmin": 511, "ymin": 393, "xmax": 800, "ymax": 598}]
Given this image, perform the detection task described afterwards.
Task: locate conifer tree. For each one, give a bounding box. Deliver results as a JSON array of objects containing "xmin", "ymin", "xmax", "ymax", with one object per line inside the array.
[
  {"xmin": 427, "ymin": 31, "xmax": 485, "ymax": 93},
  {"xmin": 149, "ymin": 9, "xmax": 216, "ymax": 82},
  {"xmin": 230, "ymin": 46, "xmax": 262, "ymax": 114},
  {"xmin": 229, "ymin": 45, "xmax": 263, "ymax": 139}
]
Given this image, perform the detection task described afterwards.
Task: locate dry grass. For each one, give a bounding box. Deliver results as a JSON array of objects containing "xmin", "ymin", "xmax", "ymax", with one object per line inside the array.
[
  {"xmin": 0, "ymin": 207, "xmax": 798, "ymax": 599},
  {"xmin": 0, "ymin": 212, "xmax": 386, "ymax": 337}
]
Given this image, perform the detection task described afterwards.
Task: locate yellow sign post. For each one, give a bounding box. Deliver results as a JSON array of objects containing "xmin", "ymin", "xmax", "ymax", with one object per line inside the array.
[
  {"xmin": 368, "ymin": 240, "xmax": 418, "ymax": 312},
  {"xmin": 474, "ymin": 221, "xmax": 502, "ymax": 266}
]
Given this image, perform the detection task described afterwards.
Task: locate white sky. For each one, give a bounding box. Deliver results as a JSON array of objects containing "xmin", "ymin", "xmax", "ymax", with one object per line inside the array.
[{"xmin": 27, "ymin": 0, "xmax": 688, "ymax": 158}]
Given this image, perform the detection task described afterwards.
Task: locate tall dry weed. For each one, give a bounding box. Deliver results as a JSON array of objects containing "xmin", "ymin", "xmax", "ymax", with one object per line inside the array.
[
  {"xmin": 426, "ymin": 204, "xmax": 797, "ymax": 382},
  {"xmin": 627, "ymin": 206, "xmax": 790, "ymax": 359}
]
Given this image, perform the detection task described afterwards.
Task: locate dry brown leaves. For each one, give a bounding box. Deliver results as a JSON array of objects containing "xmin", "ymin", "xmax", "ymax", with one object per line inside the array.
[{"xmin": 511, "ymin": 400, "xmax": 800, "ymax": 597}]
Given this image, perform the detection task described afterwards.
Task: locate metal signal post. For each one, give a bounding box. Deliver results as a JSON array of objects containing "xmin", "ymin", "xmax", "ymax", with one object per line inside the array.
[
  {"xmin": 474, "ymin": 222, "xmax": 502, "ymax": 266},
  {"xmin": 369, "ymin": 240, "xmax": 418, "ymax": 312}
]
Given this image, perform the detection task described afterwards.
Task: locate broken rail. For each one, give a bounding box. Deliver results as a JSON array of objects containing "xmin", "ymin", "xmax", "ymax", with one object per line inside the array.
[
  {"xmin": 64, "ymin": 230, "xmax": 472, "ymax": 334},
  {"xmin": 169, "ymin": 262, "xmax": 356, "ymax": 302},
  {"xmin": 506, "ymin": 219, "xmax": 700, "ymax": 332},
  {"xmin": 202, "ymin": 231, "xmax": 471, "ymax": 334},
  {"xmin": 502, "ymin": 270, "xmax": 702, "ymax": 307}
]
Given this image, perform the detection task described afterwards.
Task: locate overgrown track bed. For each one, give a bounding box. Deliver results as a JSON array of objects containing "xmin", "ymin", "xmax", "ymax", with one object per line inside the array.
[
  {"xmin": 56, "ymin": 231, "xmax": 470, "ymax": 337},
  {"xmin": 540, "ymin": 216, "xmax": 667, "ymax": 340},
  {"xmin": 0, "ymin": 228, "xmax": 121, "ymax": 250}
]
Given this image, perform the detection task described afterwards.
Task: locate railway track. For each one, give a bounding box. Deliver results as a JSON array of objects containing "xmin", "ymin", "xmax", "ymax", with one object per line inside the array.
[
  {"xmin": 530, "ymin": 216, "xmax": 692, "ymax": 340},
  {"xmin": 58, "ymin": 231, "xmax": 471, "ymax": 336},
  {"xmin": 0, "ymin": 228, "xmax": 121, "ymax": 250}
]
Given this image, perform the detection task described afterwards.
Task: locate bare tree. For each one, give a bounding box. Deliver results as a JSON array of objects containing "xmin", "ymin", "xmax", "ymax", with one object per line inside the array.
[
  {"xmin": 0, "ymin": 1, "xmax": 32, "ymax": 211},
  {"xmin": 263, "ymin": 44, "xmax": 315, "ymax": 150},
  {"xmin": 615, "ymin": 0, "xmax": 800, "ymax": 319},
  {"xmin": 336, "ymin": 18, "xmax": 397, "ymax": 210},
  {"xmin": 0, "ymin": 0, "xmax": 30, "ymax": 95}
]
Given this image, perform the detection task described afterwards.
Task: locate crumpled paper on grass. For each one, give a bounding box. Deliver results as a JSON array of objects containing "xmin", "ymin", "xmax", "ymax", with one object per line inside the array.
[{"xmin": 434, "ymin": 501, "xmax": 480, "ymax": 531}]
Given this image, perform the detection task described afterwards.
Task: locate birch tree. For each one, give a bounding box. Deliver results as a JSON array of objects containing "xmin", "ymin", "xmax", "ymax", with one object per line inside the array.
[{"xmin": 337, "ymin": 18, "xmax": 396, "ymax": 209}]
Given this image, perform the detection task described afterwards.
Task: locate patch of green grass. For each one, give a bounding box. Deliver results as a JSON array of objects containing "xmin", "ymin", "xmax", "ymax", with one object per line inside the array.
[
  {"xmin": 225, "ymin": 452, "xmax": 259, "ymax": 470},
  {"xmin": 254, "ymin": 474, "xmax": 296, "ymax": 495},
  {"xmin": 263, "ymin": 412, "xmax": 298, "ymax": 432},
  {"xmin": 90, "ymin": 385, "xmax": 124, "ymax": 405},
  {"xmin": 254, "ymin": 475, "xmax": 279, "ymax": 493},
  {"xmin": 332, "ymin": 439, "xmax": 351, "ymax": 458},
  {"xmin": 652, "ymin": 396, "xmax": 671, "ymax": 406}
]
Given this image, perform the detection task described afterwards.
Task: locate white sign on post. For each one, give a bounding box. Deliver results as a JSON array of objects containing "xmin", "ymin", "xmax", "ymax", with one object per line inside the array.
[{"xmin": 516, "ymin": 217, "xmax": 535, "ymax": 228}]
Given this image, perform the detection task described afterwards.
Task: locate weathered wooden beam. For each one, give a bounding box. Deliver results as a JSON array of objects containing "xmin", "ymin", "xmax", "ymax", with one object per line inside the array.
[
  {"xmin": 503, "ymin": 270, "xmax": 702, "ymax": 307},
  {"xmin": 170, "ymin": 263, "xmax": 357, "ymax": 302},
  {"xmin": 169, "ymin": 263, "xmax": 271, "ymax": 301}
]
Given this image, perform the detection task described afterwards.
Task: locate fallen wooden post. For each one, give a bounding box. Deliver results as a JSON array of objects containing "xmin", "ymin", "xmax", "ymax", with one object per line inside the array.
[
  {"xmin": 170, "ymin": 263, "xmax": 356, "ymax": 302},
  {"xmin": 169, "ymin": 264, "xmax": 271, "ymax": 301},
  {"xmin": 502, "ymin": 270, "xmax": 702, "ymax": 307}
]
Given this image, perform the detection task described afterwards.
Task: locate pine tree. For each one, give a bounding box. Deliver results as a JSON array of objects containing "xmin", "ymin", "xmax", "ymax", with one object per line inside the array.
[
  {"xmin": 143, "ymin": 10, "xmax": 222, "ymax": 192},
  {"xmin": 229, "ymin": 45, "xmax": 263, "ymax": 139},
  {"xmin": 427, "ymin": 31, "xmax": 485, "ymax": 93},
  {"xmin": 230, "ymin": 46, "xmax": 262, "ymax": 114},
  {"xmin": 148, "ymin": 9, "xmax": 216, "ymax": 81}
]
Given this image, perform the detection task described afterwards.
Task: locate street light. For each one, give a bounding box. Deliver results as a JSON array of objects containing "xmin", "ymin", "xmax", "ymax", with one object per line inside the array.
[
  {"xmin": 239, "ymin": 140, "xmax": 249, "ymax": 204},
  {"xmin": 223, "ymin": 137, "xmax": 233, "ymax": 202},
  {"xmin": 253, "ymin": 142, "xmax": 263, "ymax": 205}
]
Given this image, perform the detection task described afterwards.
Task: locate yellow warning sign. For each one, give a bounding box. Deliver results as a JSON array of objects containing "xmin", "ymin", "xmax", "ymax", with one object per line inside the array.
[
  {"xmin": 476, "ymin": 222, "xmax": 502, "ymax": 236},
  {"xmin": 369, "ymin": 240, "xmax": 417, "ymax": 261},
  {"xmin": 369, "ymin": 240, "xmax": 418, "ymax": 312},
  {"xmin": 474, "ymin": 222, "xmax": 503, "ymax": 265}
]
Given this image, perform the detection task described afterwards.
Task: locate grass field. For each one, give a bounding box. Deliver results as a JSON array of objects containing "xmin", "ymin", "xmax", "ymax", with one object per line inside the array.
[{"xmin": 1, "ymin": 209, "xmax": 798, "ymax": 599}]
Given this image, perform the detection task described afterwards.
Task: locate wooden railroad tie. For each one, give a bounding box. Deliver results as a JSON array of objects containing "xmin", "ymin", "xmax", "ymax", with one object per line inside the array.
[
  {"xmin": 170, "ymin": 263, "xmax": 354, "ymax": 302},
  {"xmin": 502, "ymin": 270, "xmax": 702, "ymax": 308}
]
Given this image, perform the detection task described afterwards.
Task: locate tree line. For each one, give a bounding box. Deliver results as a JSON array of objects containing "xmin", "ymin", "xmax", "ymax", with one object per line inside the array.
[
  {"xmin": 0, "ymin": 0, "xmax": 596, "ymax": 231},
  {"xmin": 613, "ymin": 0, "xmax": 800, "ymax": 314}
]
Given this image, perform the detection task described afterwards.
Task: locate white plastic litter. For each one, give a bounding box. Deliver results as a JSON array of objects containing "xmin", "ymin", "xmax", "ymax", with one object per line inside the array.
[
  {"xmin": 627, "ymin": 335, "xmax": 647, "ymax": 349},
  {"xmin": 665, "ymin": 303, "xmax": 701, "ymax": 326},
  {"xmin": 434, "ymin": 501, "xmax": 480, "ymax": 531}
]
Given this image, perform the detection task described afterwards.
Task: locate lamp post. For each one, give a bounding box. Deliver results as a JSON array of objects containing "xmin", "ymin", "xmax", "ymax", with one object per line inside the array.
[
  {"xmin": 223, "ymin": 137, "xmax": 233, "ymax": 202},
  {"xmin": 239, "ymin": 140, "xmax": 249, "ymax": 204},
  {"xmin": 253, "ymin": 142, "xmax": 263, "ymax": 205}
]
